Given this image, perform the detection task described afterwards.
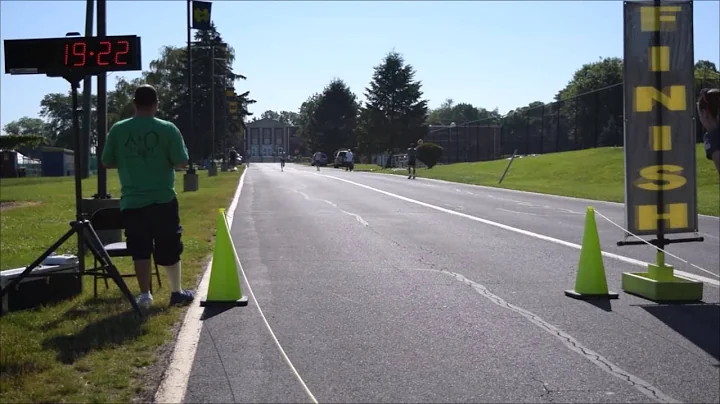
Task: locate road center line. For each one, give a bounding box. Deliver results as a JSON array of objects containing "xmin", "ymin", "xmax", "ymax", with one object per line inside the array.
[{"xmin": 316, "ymin": 173, "xmax": 719, "ymax": 287}]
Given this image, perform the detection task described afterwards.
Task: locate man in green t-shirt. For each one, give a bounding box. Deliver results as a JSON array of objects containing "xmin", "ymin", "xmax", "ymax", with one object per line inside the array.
[{"xmin": 101, "ymin": 84, "xmax": 194, "ymax": 310}]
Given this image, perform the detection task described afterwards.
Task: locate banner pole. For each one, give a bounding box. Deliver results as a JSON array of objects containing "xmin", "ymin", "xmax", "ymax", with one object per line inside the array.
[
  {"xmin": 187, "ymin": 0, "xmax": 194, "ymax": 172},
  {"xmin": 652, "ymin": 0, "xmax": 666, "ymax": 254}
]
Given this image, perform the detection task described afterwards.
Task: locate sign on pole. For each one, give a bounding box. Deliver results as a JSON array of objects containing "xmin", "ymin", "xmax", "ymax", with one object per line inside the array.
[
  {"xmin": 191, "ymin": 1, "xmax": 212, "ymax": 30},
  {"xmin": 622, "ymin": 0, "xmax": 697, "ymax": 236},
  {"xmin": 226, "ymin": 87, "xmax": 241, "ymax": 122}
]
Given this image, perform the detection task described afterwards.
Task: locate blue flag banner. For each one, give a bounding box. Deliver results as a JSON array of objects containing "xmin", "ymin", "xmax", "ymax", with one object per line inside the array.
[{"xmin": 192, "ymin": 1, "xmax": 212, "ymax": 31}]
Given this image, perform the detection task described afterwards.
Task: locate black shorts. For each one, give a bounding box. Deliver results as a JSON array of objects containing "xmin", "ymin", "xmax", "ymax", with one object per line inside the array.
[
  {"xmin": 408, "ymin": 159, "xmax": 416, "ymax": 167},
  {"xmin": 122, "ymin": 197, "xmax": 183, "ymax": 266}
]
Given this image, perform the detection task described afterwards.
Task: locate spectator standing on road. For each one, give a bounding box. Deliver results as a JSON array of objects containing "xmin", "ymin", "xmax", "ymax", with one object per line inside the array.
[
  {"xmin": 101, "ymin": 84, "xmax": 195, "ymax": 310},
  {"xmin": 698, "ymin": 88, "xmax": 720, "ymax": 174},
  {"xmin": 407, "ymin": 143, "xmax": 417, "ymax": 179},
  {"xmin": 345, "ymin": 149, "xmax": 354, "ymax": 172}
]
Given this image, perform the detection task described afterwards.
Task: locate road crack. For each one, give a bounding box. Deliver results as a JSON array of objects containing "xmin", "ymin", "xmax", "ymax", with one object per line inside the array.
[{"xmin": 405, "ymin": 268, "xmax": 681, "ymax": 404}]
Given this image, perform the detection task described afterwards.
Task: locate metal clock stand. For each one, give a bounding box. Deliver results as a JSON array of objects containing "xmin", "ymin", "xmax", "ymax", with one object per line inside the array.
[{"xmin": 0, "ymin": 74, "xmax": 143, "ymax": 316}]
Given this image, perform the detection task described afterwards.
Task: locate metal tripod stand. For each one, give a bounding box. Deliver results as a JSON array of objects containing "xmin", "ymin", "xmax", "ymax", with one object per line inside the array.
[{"xmin": 0, "ymin": 74, "xmax": 142, "ymax": 316}]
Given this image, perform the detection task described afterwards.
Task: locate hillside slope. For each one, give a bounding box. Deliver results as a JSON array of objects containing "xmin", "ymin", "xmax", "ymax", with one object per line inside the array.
[{"xmin": 371, "ymin": 145, "xmax": 719, "ymax": 216}]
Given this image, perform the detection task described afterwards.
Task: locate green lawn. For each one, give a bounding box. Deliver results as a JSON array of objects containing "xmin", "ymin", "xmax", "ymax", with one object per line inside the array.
[
  {"xmin": 0, "ymin": 169, "xmax": 242, "ymax": 403},
  {"xmin": 366, "ymin": 145, "xmax": 719, "ymax": 217}
]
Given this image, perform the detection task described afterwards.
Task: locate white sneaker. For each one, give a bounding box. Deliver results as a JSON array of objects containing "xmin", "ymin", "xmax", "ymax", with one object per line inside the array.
[{"xmin": 136, "ymin": 293, "xmax": 154, "ymax": 310}]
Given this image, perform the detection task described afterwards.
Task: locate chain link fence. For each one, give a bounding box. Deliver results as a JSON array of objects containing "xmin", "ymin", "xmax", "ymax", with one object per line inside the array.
[{"xmin": 425, "ymin": 75, "xmax": 720, "ymax": 164}]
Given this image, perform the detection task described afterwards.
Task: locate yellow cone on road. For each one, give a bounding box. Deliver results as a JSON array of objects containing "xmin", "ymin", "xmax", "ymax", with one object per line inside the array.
[
  {"xmin": 201, "ymin": 209, "xmax": 249, "ymax": 307},
  {"xmin": 565, "ymin": 207, "xmax": 619, "ymax": 300}
]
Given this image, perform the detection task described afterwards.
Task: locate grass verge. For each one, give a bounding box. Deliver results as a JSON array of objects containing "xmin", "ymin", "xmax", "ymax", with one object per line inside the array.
[
  {"xmin": 0, "ymin": 169, "xmax": 242, "ymax": 403},
  {"xmin": 363, "ymin": 145, "xmax": 719, "ymax": 217}
]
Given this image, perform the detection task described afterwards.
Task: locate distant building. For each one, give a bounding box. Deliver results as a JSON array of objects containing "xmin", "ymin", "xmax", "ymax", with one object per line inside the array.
[
  {"xmin": 40, "ymin": 147, "xmax": 75, "ymax": 177},
  {"xmin": 245, "ymin": 118, "xmax": 298, "ymax": 162}
]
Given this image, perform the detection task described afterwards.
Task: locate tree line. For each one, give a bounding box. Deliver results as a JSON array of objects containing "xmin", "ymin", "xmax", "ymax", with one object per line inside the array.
[
  {"xmin": 2, "ymin": 22, "xmax": 254, "ymax": 163},
  {"xmin": 260, "ymin": 57, "xmax": 719, "ymax": 159},
  {"xmin": 4, "ymin": 33, "xmax": 717, "ymax": 163}
]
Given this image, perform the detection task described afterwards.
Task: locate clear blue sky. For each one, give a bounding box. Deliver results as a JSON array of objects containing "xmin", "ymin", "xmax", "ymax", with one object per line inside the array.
[{"xmin": 1, "ymin": 1, "xmax": 718, "ymax": 129}]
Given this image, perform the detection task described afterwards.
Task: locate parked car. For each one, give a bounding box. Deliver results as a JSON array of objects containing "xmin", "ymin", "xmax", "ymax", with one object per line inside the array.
[{"xmin": 334, "ymin": 149, "xmax": 349, "ymax": 168}]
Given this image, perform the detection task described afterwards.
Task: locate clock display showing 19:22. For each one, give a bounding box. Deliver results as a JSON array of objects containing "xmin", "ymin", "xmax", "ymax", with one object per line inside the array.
[{"xmin": 3, "ymin": 35, "xmax": 142, "ymax": 76}]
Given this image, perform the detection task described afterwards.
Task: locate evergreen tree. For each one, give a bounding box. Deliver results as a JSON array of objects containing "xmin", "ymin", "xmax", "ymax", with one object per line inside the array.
[
  {"xmin": 311, "ymin": 79, "xmax": 359, "ymax": 154},
  {"xmin": 357, "ymin": 51, "xmax": 428, "ymax": 154},
  {"xmin": 169, "ymin": 22, "xmax": 251, "ymax": 162}
]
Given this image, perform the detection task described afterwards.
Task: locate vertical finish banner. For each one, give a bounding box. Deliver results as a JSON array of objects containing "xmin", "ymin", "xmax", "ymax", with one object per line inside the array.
[{"xmin": 623, "ymin": 0, "xmax": 697, "ymax": 236}]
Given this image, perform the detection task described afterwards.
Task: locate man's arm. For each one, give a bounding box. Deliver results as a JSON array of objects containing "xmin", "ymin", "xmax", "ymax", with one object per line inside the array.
[
  {"xmin": 101, "ymin": 125, "xmax": 117, "ymax": 169},
  {"xmin": 168, "ymin": 122, "xmax": 190, "ymax": 168},
  {"xmin": 706, "ymin": 131, "xmax": 720, "ymax": 174}
]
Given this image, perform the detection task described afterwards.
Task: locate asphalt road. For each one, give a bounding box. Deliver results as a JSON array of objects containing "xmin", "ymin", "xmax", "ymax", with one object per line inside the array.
[{"xmin": 185, "ymin": 162, "xmax": 720, "ymax": 404}]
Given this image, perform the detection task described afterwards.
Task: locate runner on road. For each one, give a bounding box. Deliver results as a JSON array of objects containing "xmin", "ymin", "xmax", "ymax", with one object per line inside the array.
[
  {"xmin": 279, "ymin": 151, "xmax": 286, "ymax": 172},
  {"xmin": 345, "ymin": 148, "xmax": 355, "ymax": 172},
  {"xmin": 313, "ymin": 151, "xmax": 322, "ymax": 171},
  {"xmin": 407, "ymin": 142, "xmax": 417, "ymax": 179}
]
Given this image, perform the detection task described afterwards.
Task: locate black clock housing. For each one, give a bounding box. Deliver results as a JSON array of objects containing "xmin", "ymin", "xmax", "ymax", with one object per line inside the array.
[{"xmin": 4, "ymin": 35, "xmax": 142, "ymax": 76}]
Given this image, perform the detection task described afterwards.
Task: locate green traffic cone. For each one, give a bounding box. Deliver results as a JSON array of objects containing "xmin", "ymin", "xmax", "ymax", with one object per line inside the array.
[
  {"xmin": 201, "ymin": 209, "xmax": 249, "ymax": 307},
  {"xmin": 565, "ymin": 207, "xmax": 619, "ymax": 300}
]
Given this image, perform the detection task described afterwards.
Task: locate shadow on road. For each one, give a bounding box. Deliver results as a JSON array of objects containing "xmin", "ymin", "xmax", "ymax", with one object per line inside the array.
[
  {"xmin": 201, "ymin": 306, "xmax": 235, "ymax": 321},
  {"xmin": 584, "ymin": 299, "xmax": 613, "ymax": 312},
  {"xmin": 641, "ymin": 303, "xmax": 720, "ymax": 361}
]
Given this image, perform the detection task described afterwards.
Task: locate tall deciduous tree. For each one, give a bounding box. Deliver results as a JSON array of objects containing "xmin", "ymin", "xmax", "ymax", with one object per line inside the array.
[
  {"xmin": 695, "ymin": 60, "xmax": 719, "ymax": 79},
  {"xmin": 260, "ymin": 110, "xmax": 300, "ymax": 125},
  {"xmin": 38, "ymin": 92, "xmax": 100, "ymax": 149},
  {"xmin": 2, "ymin": 117, "xmax": 46, "ymax": 137},
  {"xmin": 296, "ymin": 93, "xmax": 321, "ymax": 149},
  {"xmin": 553, "ymin": 57, "xmax": 624, "ymax": 148},
  {"xmin": 357, "ymin": 51, "xmax": 428, "ymax": 154},
  {"xmin": 426, "ymin": 98, "xmax": 501, "ymax": 125}
]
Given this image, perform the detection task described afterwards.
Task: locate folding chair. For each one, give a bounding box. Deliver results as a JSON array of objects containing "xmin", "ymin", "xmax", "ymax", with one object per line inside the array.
[{"xmin": 87, "ymin": 207, "xmax": 162, "ymax": 298}]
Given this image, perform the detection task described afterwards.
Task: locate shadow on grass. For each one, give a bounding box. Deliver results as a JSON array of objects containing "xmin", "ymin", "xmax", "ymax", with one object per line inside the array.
[
  {"xmin": 39, "ymin": 296, "xmax": 130, "ymax": 331},
  {"xmin": 641, "ymin": 302, "xmax": 720, "ymax": 361},
  {"xmin": 41, "ymin": 298, "xmax": 162, "ymax": 365}
]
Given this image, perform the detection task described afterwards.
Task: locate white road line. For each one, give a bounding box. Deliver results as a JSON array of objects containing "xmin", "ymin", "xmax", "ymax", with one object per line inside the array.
[
  {"xmin": 497, "ymin": 208, "xmax": 548, "ymax": 217},
  {"xmin": 364, "ymin": 171, "xmax": 720, "ymax": 220},
  {"xmin": 229, "ymin": 217, "xmax": 319, "ymax": 404},
  {"xmin": 317, "ymin": 173, "xmax": 719, "ymax": 287},
  {"xmin": 156, "ymin": 168, "xmax": 319, "ymax": 404},
  {"xmin": 155, "ymin": 169, "xmax": 249, "ymax": 404}
]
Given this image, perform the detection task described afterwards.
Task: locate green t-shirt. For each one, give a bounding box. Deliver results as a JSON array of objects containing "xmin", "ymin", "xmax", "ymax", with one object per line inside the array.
[{"xmin": 101, "ymin": 116, "xmax": 189, "ymax": 210}]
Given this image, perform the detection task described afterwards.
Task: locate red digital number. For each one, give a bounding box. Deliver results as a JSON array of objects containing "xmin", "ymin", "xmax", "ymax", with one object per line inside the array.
[
  {"xmin": 72, "ymin": 42, "xmax": 87, "ymax": 67},
  {"xmin": 114, "ymin": 40, "xmax": 130, "ymax": 65},
  {"xmin": 64, "ymin": 42, "xmax": 87, "ymax": 67},
  {"xmin": 97, "ymin": 41, "xmax": 112, "ymax": 66}
]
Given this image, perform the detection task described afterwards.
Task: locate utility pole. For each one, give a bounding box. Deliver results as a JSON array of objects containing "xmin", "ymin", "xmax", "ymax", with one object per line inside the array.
[
  {"xmin": 81, "ymin": 0, "xmax": 94, "ymax": 179},
  {"xmin": 96, "ymin": 0, "xmax": 108, "ymax": 197},
  {"xmin": 211, "ymin": 43, "xmax": 215, "ymax": 169},
  {"xmin": 183, "ymin": 0, "xmax": 199, "ymax": 191}
]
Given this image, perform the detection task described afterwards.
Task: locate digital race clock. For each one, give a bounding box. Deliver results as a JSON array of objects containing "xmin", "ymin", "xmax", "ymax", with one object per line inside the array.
[{"xmin": 4, "ymin": 35, "xmax": 142, "ymax": 76}]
